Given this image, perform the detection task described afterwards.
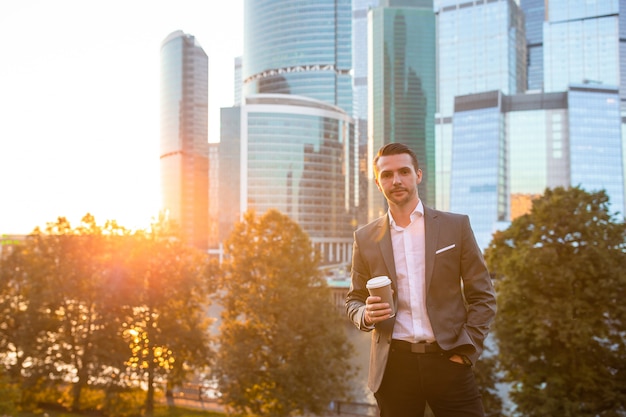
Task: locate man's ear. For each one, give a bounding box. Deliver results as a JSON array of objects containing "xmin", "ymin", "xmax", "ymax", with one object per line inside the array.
[{"xmin": 416, "ymin": 168, "xmax": 423, "ymax": 184}]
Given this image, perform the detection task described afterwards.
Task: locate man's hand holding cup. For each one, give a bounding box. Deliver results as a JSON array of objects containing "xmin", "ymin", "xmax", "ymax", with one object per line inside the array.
[{"xmin": 364, "ymin": 276, "xmax": 395, "ymax": 326}]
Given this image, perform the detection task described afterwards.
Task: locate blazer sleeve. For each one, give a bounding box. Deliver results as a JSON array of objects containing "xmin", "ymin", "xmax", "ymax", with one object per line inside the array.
[
  {"xmin": 458, "ymin": 214, "xmax": 497, "ymax": 363},
  {"xmin": 346, "ymin": 232, "xmax": 372, "ymax": 331}
]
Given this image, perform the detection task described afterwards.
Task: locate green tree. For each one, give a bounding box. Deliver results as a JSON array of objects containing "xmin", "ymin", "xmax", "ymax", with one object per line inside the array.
[
  {"xmin": 0, "ymin": 215, "xmax": 132, "ymax": 409},
  {"xmin": 484, "ymin": 186, "xmax": 626, "ymax": 416},
  {"xmin": 41, "ymin": 215, "xmax": 132, "ymax": 411},
  {"xmin": 0, "ymin": 367, "xmax": 19, "ymax": 415},
  {"xmin": 121, "ymin": 219, "xmax": 214, "ymax": 416},
  {"xmin": 0, "ymin": 214, "xmax": 215, "ymax": 415},
  {"xmin": 473, "ymin": 347, "xmax": 504, "ymax": 417},
  {"xmin": 0, "ymin": 234, "xmax": 58, "ymax": 384},
  {"xmin": 216, "ymin": 209, "xmax": 355, "ymax": 417}
]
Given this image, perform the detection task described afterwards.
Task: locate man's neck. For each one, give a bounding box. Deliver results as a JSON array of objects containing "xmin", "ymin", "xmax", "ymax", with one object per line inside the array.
[{"xmin": 389, "ymin": 199, "xmax": 420, "ymax": 228}]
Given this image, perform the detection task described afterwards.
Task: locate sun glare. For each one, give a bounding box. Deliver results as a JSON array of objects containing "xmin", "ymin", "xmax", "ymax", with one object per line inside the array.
[{"xmin": 0, "ymin": 0, "xmax": 242, "ymax": 237}]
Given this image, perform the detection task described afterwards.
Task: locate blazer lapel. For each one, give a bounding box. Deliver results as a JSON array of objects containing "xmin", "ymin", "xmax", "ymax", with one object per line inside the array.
[
  {"xmin": 424, "ymin": 206, "xmax": 439, "ymax": 294},
  {"xmin": 376, "ymin": 214, "xmax": 397, "ymax": 283}
]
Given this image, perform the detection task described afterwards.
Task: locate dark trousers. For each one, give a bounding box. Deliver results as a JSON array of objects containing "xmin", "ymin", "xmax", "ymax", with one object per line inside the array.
[{"xmin": 374, "ymin": 345, "xmax": 485, "ymax": 417}]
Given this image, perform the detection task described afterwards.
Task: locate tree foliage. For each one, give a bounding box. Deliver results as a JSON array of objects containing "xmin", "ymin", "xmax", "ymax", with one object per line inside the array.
[
  {"xmin": 484, "ymin": 187, "xmax": 626, "ymax": 416},
  {"xmin": 0, "ymin": 215, "xmax": 131, "ymax": 410},
  {"xmin": 0, "ymin": 214, "xmax": 215, "ymax": 415},
  {"xmin": 215, "ymin": 209, "xmax": 355, "ymax": 417},
  {"xmin": 121, "ymin": 222, "xmax": 214, "ymax": 415},
  {"xmin": 473, "ymin": 346, "xmax": 504, "ymax": 417},
  {"xmin": 0, "ymin": 367, "xmax": 18, "ymax": 415}
]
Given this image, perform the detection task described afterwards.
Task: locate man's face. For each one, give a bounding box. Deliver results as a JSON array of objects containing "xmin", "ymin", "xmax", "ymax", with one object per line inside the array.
[{"xmin": 375, "ymin": 153, "xmax": 422, "ymax": 208}]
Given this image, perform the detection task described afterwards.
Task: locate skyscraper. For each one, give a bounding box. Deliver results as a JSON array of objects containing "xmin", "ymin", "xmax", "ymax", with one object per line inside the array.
[
  {"xmin": 568, "ymin": 86, "xmax": 624, "ymax": 213},
  {"xmin": 213, "ymin": 0, "xmax": 357, "ymax": 263},
  {"xmin": 234, "ymin": 56, "xmax": 242, "ymax": 106},
  {"xmin": 450, "ymin": 91, "xmax": 511, "ymax": 250},
  {"xmin": 242, "ymin": 0, "xmax": 353, "ymax": 113},
  {"xmin": 160, "ymin": 31, "xmax": 209, "ymax": 250},
  {"xmin": 352, "ymin": 0, "xmax": 380, "ymax": 126},
  {"xmin": 542, "ymin": 1, "xmax": 621, "ymax": 96},
  {"xmin": 353, "ymin": 0, "xmax": 381, "ymax": 225},
  {"xmin": 239, "ymin": 94, "xmax": 356, "ymax": 263},
  {"xmin": 368, "ymin": 0, "xmax": 436, "ymax": 220},
  {"xmin": 208, "ymin": 143, "xmax": 219, "ymax": 248},
  {"xmin": 521, "ymin": 0, "xmax": 626, "ymax": 212},
  {"xmin": 437, "ymin": 0, "xmax": 526, "ymax": 117},
  {"xmin": 523, "ymin": 1, "xmax": 626, "ymax": 111},
  {"xmin": 521, "ymin": 0, "xmax": 545, "ymax": 91},
  {"xmin": 217, "ymin": 106, "xmax": 241, "ymax": 245},
  {"xmin": 444, "ymin": 0, "xmax": 626, "ymax": 249},
  {"xmin": 435, "ymin": 0, "xmax": 526, "ymax": 211},
  {"xmin": 452, "ymin": 85, "xmax": 625, "ymax": 250}
]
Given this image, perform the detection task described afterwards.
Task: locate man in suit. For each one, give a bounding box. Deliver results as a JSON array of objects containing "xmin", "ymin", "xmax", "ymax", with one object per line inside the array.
[{"xmin": 346, "ymin": 143, "xmax": 496, "ymax": 417}]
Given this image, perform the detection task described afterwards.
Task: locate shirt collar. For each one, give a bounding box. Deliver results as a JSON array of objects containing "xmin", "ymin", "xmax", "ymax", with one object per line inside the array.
[{"xmin": 388, "ymin": 200, "xmax": 424, "ymax": 229}]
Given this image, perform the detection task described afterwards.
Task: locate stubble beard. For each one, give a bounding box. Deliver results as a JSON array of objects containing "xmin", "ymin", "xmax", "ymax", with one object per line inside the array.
[{"xmin": 386, "ymin": 186, "xmax": 417, "ymax": 208}]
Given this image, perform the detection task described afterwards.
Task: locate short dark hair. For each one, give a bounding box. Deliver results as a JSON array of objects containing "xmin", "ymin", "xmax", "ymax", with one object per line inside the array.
[{"xmin": 373, "ymin": 143, "xmax": 420, "ymax": 177}]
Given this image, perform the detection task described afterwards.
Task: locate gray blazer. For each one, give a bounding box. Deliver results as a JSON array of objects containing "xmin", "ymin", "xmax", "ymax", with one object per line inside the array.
[{"xmin": 346, "ymin": 206, "xmax": 497, "ymax": 392}]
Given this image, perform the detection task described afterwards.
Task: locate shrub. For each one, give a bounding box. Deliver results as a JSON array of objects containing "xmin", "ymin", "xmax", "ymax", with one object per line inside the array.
[
  {"xmin": 104, "ymin": 389, "xmax": 145, "ymax": 417},
  {"xmin": 0, "ymin": 371, "xmax": 19, "ymax": 415}
]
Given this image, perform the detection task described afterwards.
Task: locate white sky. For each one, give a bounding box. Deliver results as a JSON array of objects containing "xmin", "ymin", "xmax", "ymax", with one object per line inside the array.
[{"xmin": 0, "ymin": 0, "xmax": 243, "ymax": 234}]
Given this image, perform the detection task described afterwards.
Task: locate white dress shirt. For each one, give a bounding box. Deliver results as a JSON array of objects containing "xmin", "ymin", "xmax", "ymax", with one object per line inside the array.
[{"xmin": 388, "ymin": 200, "xmax": 436, "ymax": 343}]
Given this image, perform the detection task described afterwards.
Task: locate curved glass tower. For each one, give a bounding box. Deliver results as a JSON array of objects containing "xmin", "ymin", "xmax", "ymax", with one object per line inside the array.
[
  {"xmin": 243, "ymin": 0, "xmax": 352, "ymax": 113},
  {"xmin": 240, "ymin": 94, "xmax": 356, "ymax": 263},
  {"xmin": 160, "ymin": 31, "xmax": 209, "ymax": 250},
  {"xmin": 231, "ymin": 0, "xmax": 356, "ymax": 263}
]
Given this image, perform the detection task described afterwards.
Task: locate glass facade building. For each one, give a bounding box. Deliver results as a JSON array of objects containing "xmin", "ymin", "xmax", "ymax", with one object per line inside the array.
[
  {"xmin": 541, "ymin": 0, "xmax": 626, "ymax": 139},
  {"xmin": 435, "ymin": 0, "xmax": 526, "ymax": 211},
  {"xmin": 521, "ymin": 0, "xmax": 545, "ymax": 91},
  {"xmin": 353, "ymin": 0, "xmax": 380, "ymax": 124},
  {"xmin": 523, "ymin": 0, "xmax": 626, "ymax": 217},
  {"xmin": 217, "ymin": 107, "xmax": 242, "ymax": 246},
  {"xmin": 241, "ymin": 94, "xmax": 356, "ymax": 263},
  {"xmin": 506, "ymin": 92, "xmax": 570, "ymax": 220},
  {"xmin": 543, "ymin": 2, "xmax": 620, "ymax": 94},
  {"xmin": 234, "ymin": 56, "xmax": 242, "ymax": 106},
  {"xmin": 452, "ymin": 86, "xmax": 625, "ymax": 250},
  {"xmin": 353, "ymin": 0, "xmax": 380, "ymax": 225},
  {"xmin": 436, "ymin": 0, "xmax": 526, "ymax": 116},
  {"xmin": 450, "ymin": 92, "xmax": 508, "ymax": 250},
  {"xmin": 243, "ymin": 0, "xmax": 353, "ymax": 114},
  {"xmin": 569, "ymin": 86, "xmax": 624, "ymax": 213},
  {"xmin": 160, "ymin": 31, "xmax": 209, "ymax": 250},
  {"xmin": 208, "ymin": 143, "xmax": 219, "ymax": 247},
  {"xmin": 218, "ymin": 0, "xmax": 358, "ymax": 263},
  {"xmin": 368, "ymin": 2, "xmax": 436, "ymax": 220}
]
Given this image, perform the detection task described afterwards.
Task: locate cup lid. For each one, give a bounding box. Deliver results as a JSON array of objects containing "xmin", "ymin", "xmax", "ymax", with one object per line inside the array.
[{"xmin": 366, "ymin": 276, "xmax": 391, "ymax": 289}]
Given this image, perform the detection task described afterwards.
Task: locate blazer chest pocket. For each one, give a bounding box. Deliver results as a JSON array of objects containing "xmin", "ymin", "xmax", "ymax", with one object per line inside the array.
[{"xmin": 435, "ymin": 243, "xmax": 456, "ymax": 256}]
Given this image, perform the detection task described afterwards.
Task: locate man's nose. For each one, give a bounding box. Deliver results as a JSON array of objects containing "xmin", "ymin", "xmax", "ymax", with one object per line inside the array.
[{"xmin": 393, "ymin": 173, "xmax": 402, "ymax": 184}]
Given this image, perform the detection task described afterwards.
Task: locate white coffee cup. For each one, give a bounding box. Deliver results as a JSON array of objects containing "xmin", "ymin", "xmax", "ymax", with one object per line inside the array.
[{"xmin": 366, "ymin": 276, "xmax": 395, "ymax": 317}]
